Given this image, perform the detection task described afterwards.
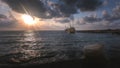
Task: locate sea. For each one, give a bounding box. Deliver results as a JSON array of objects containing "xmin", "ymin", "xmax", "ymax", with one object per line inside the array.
[{"xmin": 0, "ymin": 31, "xmax": 120, "ymax": 64}]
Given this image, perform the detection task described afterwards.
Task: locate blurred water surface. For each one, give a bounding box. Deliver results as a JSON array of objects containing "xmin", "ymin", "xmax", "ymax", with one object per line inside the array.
[{"xmin": 0, "ymin": 31, "xmax": 120, "ymax": 64}]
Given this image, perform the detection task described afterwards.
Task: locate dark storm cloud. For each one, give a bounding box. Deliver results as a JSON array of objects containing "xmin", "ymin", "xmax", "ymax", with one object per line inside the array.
[
  {"xmin": 77, "ymin": 0, "xmax": 102, "ymax": 11},
  {"xmin": 61, "ymin": 0, "xmax": 77, "ymax": 5},
  {"xmin": 2, "ymin": 0, "xmax": 103, "ymax": 19},
  {"xmin": 2, "ymin": 0, "xmax": 53, "ymax": 19},
  {"xmin": 61, "ymin": 0, "xmax": 103, "ymax": 11},
  {"xmin": 58, "ymin": 5, "xmax": 77, "ymax": 17},
  {"xmin": 44, "ymin": 0, "xmax": 77, "ymax": 17}
]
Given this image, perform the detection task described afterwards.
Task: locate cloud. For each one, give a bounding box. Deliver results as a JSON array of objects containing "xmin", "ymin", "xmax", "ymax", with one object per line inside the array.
[
  {"xmin": 0, "ymin": 14, "xmax": 7, "ymax": 18},
  {"xmin": 0, "ymin": 20, "xmax": 17, "ymax": 29},
  {"xmin": 2, "ymin": 0, "xmax": 103, "ymax": 19},
  {"xmin": 0, "ymin": 21, "xmax": 16, "ymax": 28},
  {"xmin": 61, "ymin": 0, "xmax": 77, "ymax": 5},
  {"xmin": 111, "ymin": 4, "xmax": 120, "ymax": 21},
  {"xmin": 82, "ymin": 14, "xmax": 102, "ymax": 23},
  {"xmin": 76, "ymin": 18, "xmax": 86, "ymax": 25},
  {"xmin": 102, "ymin": 4, "xmax": 120, "ymax": 22},
  {"xmin": 54, "ymin": 18, "xmax": 70, "ymax": 23},
  {"xmin": 2, "ymin": 0, "xmax": 51, "ymax": 18},
  {"xmin": 61, "ymin": 0, "xmax": 102, "ymax": 11},
  {"xmin": 103, "ymin": 0, "xmax": 109, "ymax": 6},
  {"xmin": 0, "ymin": 0, "xmax": 11, "ymax": 15},
  {"xmin": 81, "ymin": 3, "xmax": 120, "ymax": 24},
  {"xmin": 58, "ymin": 5, "xmax": 77, "ymax": 17},
  {"xmin": 0, "ymin": 14, "xmax": 17, "ymax": 28},
  {"xmin": 102, "ymin": 10, "xmax": 111, "ymax": 20},
  {"xmin": 75, "ymin": 2, "xmax": 120, "ymax": 30},
  {"xmin": 76, "ymin": 0, "xmax": 102, "ymax": 11}
]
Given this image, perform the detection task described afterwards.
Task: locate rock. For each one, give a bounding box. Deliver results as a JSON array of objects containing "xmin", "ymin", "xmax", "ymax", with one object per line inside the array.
[
  {"xmin": 10, "ymin": 58, "xmax": 20, "ymax": 63},
  {"xmin": 82, "ymin": 44, "xmax": 108, "ymax": 68},
  {"xmin": 83, "ymin": 44, "xmax": 104, "ymax": 58}
]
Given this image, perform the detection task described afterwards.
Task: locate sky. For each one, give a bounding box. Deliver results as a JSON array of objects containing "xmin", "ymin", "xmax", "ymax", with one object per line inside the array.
[{"xmin": 0, "ymin": 0, "xmax": 120, "ymax": 30}]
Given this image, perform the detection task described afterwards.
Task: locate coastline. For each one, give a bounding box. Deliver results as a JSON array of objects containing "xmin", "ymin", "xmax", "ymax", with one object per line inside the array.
[{"xmin": 77, "ymin": 29, "xmax": 120, "ymax": 34}]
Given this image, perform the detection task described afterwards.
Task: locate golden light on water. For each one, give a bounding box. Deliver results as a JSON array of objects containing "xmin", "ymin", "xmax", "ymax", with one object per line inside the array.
[{"xmin": 21, "ymin": 14, "xmax": 37, "ymax": 26}]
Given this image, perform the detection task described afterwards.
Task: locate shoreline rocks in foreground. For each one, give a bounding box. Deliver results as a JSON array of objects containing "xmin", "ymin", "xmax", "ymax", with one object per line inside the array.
[{"xmin": 82, "ymin": 44, "xmax": 108, "ymax": 68}]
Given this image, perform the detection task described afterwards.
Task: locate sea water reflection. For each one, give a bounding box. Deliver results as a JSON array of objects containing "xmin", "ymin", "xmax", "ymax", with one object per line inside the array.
[
  {"xmin": 0, "ymin": 31, "xmax": 120, "ymax": 64},
  {"xmin": 19, "ymin": 31, "xmax": 40, "ymax": 58}
]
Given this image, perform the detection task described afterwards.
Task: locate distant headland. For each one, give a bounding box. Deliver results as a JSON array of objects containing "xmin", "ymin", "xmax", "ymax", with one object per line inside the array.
[{"xmin": 77, "ymin": 29, "xmax": 120, "ymax": 34}]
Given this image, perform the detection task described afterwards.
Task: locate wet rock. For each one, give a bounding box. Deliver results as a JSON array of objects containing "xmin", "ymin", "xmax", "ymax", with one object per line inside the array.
[
  {"xmin": 83, "ymin": 44, "xmax": 104, "ymax": 58},
  {"xmin": 10, "ymin": 58, "xmax": 20, "ymax": 63},
  {"xmin": 82, "ymin": 44, "xmax": 108, "ymax": 68}
]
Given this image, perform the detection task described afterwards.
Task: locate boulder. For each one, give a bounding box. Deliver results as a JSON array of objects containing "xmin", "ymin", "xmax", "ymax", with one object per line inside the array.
[
  {"xmin": 82, "ymin": 44, "xmax": 108, "ymax": 68},
  {"xmin": 83, "ymin": 44, "xmax": 104, "ymax": 58}
]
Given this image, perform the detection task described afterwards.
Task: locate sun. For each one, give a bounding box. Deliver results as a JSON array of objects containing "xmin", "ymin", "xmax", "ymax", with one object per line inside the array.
[{"xmin": 22, "ymin": 14, "xmax": 36, "ymax": 26}]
